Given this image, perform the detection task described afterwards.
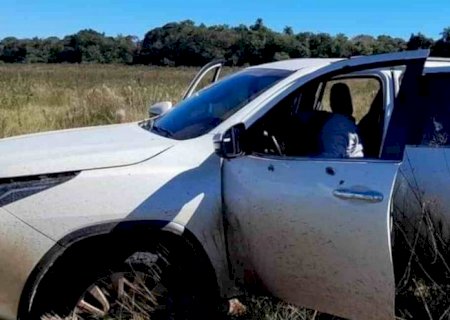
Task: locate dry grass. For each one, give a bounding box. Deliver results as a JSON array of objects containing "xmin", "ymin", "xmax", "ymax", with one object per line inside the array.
[
  {"xmin": 0, "ymin": 64, "xmax": 198, "ymax": 138},
  {"xmin": 0, "ymin": 64, "xmax": 378, "ymax": 139},
  {"xmin": 393, "ymin": 167, "xmax": 450, "ymax": 320},
  {"xmin": 228, "ymin": 297, "xmax": 336, "ymax": 320},
  {"xmin": 41, "ymin": 296, "xmax": 334, "ymax": 320}
]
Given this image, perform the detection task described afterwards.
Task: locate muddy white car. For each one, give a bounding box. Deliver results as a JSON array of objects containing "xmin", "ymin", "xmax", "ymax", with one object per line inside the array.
[{"xmin": 1, "ymin": 50, "xmax": 450, "ymax": 320}]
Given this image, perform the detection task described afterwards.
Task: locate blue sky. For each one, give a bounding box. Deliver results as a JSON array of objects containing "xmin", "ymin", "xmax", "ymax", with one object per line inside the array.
[{"xmin": 1, "ymin": 0, "xmax": 449, "ymax": 40}]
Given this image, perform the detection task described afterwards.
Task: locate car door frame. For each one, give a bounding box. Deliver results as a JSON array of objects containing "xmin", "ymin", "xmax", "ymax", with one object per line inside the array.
[
  {"xmin": 216, "ymin": 50, "xmax": 428, "ymax": 319},
  {"xmin": 183, "ymin": 60, "xmax": 225, "ymax": 100}
]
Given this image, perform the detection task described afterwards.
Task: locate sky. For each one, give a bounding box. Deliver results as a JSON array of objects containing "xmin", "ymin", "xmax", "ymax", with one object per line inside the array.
[{"xmin": 1, "ymin": 0, "xmax": 449, "ymax": 40}]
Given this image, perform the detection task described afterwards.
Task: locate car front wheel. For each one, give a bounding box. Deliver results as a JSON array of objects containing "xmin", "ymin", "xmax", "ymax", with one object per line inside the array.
[{"xmin": 36, "ymin": 243, "xmax": 218, "ymax": 320}]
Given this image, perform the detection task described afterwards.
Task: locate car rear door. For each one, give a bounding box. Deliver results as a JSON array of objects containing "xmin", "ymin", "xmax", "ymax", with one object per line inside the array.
[{"xmin": 222, "ymin": 51, "xmax": 428, "ymax": 320}]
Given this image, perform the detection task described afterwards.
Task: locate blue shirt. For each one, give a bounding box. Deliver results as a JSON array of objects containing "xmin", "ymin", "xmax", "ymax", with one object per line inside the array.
[{"xmin": 319, "ymin": 114, "xmax": 364, "ymax": 158}]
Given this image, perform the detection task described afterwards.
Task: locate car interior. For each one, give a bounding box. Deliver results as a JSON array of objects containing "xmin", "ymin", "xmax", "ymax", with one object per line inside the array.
[
  {"xmin": 245, "ymin": 75, "xmax": 385, "ymax": 159},
  {"xmin": 420, "ymin": 73, "xmax": 450, "ymax": 146}
]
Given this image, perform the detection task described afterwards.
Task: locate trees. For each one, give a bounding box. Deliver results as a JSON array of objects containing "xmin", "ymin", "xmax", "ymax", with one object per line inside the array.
[
  {"xmin": 0, "ymin": 37, "xmax": 27, "ymax": 63},
  {"xmin": 140, "ymin": 20, "xmax": 203, "ymax": 66},
  {"xmin": 407, "ymin": 33, "xmax": 434, "ymax": 50},
  {"xmin": 0, "ymin": 30, "xmax": 138, "ymax": 64},
  {"xmin": 432, "ymin": 28, "xmax": 450, "ymax": 57},
  {"xmin": 374, "ymin": 35, "xmax": 406, "ymax": 54},
  {"xmin": 350, "ymin": 35, "xmax": 377, "ymax": 55},
  {"xmin": 1, "ymin": 20, "xmax": 449, "ymax": 66},
  {"xmin": 330, "ymin": 34, "xmax": 352, "ymax": 58}
]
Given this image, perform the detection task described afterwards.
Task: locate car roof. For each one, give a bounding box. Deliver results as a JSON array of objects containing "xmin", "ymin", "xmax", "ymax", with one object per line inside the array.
[
  {"xmin": 424, "ymin": 58, "xmax": 450, "ymax": 73},
  {"xmin": 251, "ymin": 56, "xmax": 450, "ymax": 74},
  {"xmin": 251, "ymin": 58, "xmax": 343, "ymax": 71}
]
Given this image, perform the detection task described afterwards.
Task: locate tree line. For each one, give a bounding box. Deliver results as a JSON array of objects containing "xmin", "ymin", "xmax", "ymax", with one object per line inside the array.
[{"xmin": 1, "ymin": 19, "xmax": 449, "ymax": 66}]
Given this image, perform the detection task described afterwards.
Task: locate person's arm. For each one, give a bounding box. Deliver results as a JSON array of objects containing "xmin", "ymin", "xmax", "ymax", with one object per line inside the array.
[
  {"xmin": 319, "ymin": 115, "xmax": 363, "ymax": 158},
  {"xmin": 319, "ymin": 117, "xmax": 350, "ymax": 158}
]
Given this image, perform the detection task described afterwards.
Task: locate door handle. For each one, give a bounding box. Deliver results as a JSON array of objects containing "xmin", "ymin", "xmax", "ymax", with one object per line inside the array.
[{"xmin": 333, "ymin": 188, "xmax": 384, "ymax": 203}]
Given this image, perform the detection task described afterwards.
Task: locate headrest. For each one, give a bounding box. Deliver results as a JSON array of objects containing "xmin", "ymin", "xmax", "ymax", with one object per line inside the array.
[{"xmin": 330, "ymin": 83, "xmax": 353, "ymax": 116}]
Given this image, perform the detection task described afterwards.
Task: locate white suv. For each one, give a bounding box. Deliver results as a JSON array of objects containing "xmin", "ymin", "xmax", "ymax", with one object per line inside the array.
[{"xmin": 1, "ymin": 50, "xmax": 449, "ymax": 320}]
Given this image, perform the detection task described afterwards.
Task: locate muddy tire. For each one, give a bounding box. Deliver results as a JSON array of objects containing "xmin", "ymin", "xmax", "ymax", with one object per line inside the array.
[{"xmin": 31, "ymin": 242, "xmax": 218, "ymax": 320}]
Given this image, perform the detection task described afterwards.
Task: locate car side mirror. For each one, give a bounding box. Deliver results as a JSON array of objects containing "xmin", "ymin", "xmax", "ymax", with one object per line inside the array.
[
  {"xmin": 148, "ymin": 101, "xmax": 173, "ymax": 117},
  {"xmin": 213, "ymin": 123, "xmax": 246, "ymax": 159}
]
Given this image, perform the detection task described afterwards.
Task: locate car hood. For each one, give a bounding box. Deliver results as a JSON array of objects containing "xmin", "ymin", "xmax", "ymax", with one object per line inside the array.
[{"xmin": 0, "ymin": 122, "xmax": 175, "ymax": 178}]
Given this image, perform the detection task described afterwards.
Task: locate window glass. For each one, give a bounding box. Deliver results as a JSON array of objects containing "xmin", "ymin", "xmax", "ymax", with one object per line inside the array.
[
  {"xmin": 193, "ymin": 67, "xmax": 220, "ymax": 93},
  {"xmin": 151, "ymin": 68, "xmax": 293, "ymax": 140},
  {"xmin": 320, "ymin": 78, "xmax": 381, "ymax": 123},
  {"xmin": 421, "ymin": 74, "xmax": 450, "ymax": 146}
]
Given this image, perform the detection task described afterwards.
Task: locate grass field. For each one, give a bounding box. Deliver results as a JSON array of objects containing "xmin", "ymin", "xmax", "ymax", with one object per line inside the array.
[
  {"xmin": 0, "ymin": 64, "xmax": 198, "ymax": 138},
  {"xmin": 0, "ymin": 63, "xmax": 380, "ymax": 139}
]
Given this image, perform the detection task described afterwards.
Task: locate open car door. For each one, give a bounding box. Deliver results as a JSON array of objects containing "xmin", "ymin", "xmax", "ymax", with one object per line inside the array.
[
  {"xmin": 183, "ymin": 60, "xmax": 225, "ymax": 100},
  {"xmin": 221, "ymin": 50, "xmax": 428, "ymax": 320}
]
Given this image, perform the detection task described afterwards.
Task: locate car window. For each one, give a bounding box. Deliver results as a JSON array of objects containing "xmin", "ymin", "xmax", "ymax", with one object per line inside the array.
[
  {"xmin": 320, "ymin": 78, "xmax": 381, "ymax": 123},
  {"xmin": 246, "ymin": 76, "xmax": 385, "ymax": 159},
  {"xmin": 151, "ymin": 68, "xmax": 293, "ymax": 140},
  {"xmin": 421, "ymin": 74, "xmax": 450, "ymax": 146}
]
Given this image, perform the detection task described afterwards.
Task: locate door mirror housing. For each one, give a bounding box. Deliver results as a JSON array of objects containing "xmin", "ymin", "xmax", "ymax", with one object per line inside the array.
[
  {"xmin": 148, "ymin": 101, "xmax": 173, "ymax": 118},
  {"xmin": 213, "ymin": 124, "xmax": 246, "ymax": 159}
]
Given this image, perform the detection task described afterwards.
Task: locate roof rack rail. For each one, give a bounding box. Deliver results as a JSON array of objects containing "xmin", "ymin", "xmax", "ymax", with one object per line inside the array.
[{"xmin": 428, "ymin": 57, "xmax": 450, "ymax": 62}]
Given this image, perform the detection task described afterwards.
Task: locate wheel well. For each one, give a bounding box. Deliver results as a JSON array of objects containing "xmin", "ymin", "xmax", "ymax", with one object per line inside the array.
[{"xmin": 18, "ymin": 220, "xmax": 219, "ymax": 319}]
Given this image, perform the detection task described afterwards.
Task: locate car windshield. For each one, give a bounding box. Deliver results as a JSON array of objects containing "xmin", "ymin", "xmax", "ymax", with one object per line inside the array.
[{"xmin": 149, "ymin": 68, "xmax": 293, "ymax": 140}]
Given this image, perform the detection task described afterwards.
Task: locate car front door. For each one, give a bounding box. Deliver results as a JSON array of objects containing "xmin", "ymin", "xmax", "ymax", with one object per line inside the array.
[
  {"xmin": 221, "ymin": 51, "xmax": 427, "ymax": 320},
  {"xmin": 183, "ymin": 60, "xmax": 224, "ymax": 100}
]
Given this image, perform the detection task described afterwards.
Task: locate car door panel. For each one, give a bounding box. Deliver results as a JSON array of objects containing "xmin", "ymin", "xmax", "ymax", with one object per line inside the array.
[{"xmin": 223, "ymin": 157, "xmax": 399, "ymax": 320}]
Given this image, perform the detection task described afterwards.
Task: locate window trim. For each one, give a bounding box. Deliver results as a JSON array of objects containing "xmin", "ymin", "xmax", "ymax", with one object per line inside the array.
[{"xmin": 247, "ymin": 152, "xmax": 401, "ymax": 164}]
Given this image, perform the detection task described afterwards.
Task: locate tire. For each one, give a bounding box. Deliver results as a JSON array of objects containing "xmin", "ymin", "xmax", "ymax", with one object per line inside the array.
[{"xmin": 32, "ymin": 241, "xmax": 218, "ymax": 320}]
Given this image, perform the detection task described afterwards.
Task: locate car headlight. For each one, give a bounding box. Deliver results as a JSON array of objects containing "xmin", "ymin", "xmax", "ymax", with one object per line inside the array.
[{"xmin": 0, "ymin": 172, "xmax": 78, "ymax": 207}]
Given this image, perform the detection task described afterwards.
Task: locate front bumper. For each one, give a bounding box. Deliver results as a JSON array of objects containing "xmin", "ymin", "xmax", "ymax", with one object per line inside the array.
[{"xmin": 0, "ymin": 207, "xmax": 56, "ymax": 320}]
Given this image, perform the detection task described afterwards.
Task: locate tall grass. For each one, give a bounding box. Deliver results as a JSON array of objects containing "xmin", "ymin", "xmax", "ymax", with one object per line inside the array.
[
  {"xmin": 0, "ymin": 64, "xmax": 377, "ymax": 139},
  {"xmin": 0, "ymin": 64, "xmax": 197, "ymax": 138},
  {"xmin": 393, "ymin": 167, "xmax": 450, "ymax": 320}
]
